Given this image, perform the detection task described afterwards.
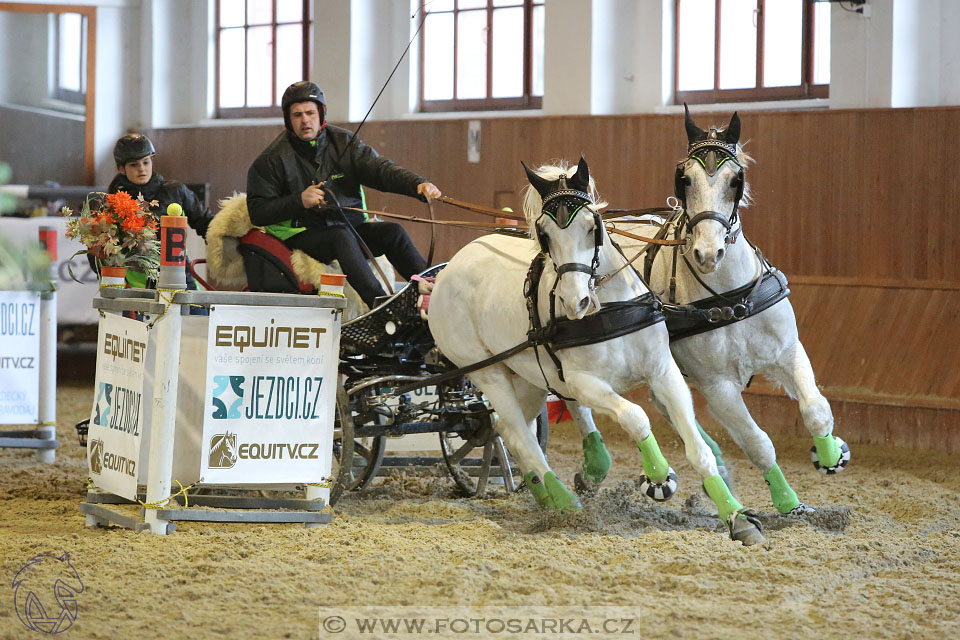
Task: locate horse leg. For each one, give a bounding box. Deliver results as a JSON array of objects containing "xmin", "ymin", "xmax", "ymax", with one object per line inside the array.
[
  {"xmin": 698, "ymin": 380, "xmax": 811, "ymax": 515},
  {"xmin": 649, "ymin": 390, "xmax": 733, "ymax": 490},
  {"xmin": 768, "ymin": 342, "xmax": 850, "ymax": 474},
  {"xmin": 563, "ymin": 372, "xmax": 677, "ymax": 499},
  {"xmin": 648, "ymin": 365, "xmax": 765, "ymax": 545},
  {"xmin": 470, "ymin": 369, "xmax": 581, "ymax": 513},
  {"xmin": 565, "ymin": 401, "xmax": 612, "ymax": 493}
]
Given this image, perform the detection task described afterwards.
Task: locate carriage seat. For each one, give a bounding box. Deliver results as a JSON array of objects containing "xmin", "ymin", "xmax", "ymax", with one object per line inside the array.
[{"xmin": 205, "ymin": 193, "xmax": 393, "ymax": 319}]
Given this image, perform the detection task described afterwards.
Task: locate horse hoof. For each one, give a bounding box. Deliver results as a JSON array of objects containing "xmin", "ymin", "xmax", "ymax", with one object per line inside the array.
[
  {"xmin": 639, "ymin": 467, "xmax": 678, "ymax": 502},
  {"xmin": 787, "ymin": 502, "xmax": 816, "ymax": 516},
  {"xmin": 810, "ymin": 436, "xmax": 851, "ymax": 474},
  {"xmin": 729, "ymin": 510, "xmax": 765, "ymax": 546},
  {"xmin": 573, "ymin": 472, "xmax": 598, "ymax": 496}
]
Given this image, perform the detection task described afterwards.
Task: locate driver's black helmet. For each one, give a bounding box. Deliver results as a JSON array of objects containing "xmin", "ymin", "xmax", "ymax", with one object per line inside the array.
[
  {"xmin": 281, "ymin": 81, "xmax": 326, "ymax": 130},
  {"xmin": 113, "ymin": 134, "xmax": 155, "ymax": 167}
]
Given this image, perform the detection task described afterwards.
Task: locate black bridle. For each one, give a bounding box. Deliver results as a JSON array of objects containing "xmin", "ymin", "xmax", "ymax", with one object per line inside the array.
[
  {"xmin": 674, "ymin": 133, "xmax": 746, "ymax": 245},
  {"xmin": 534, "ymin": 184, "xmax": 604, "ymax": 288}
]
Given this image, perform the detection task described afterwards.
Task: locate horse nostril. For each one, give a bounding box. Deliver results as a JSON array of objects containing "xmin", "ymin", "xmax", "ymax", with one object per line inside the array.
[
  {"xmin": 716, "ymin": 247, "xmax": 725, "ymax": 261},
  {"xmin": 694, "ymin": 249, "xmax": 703, "ymax": 264},
  {"xmin": 578, "ymin": 296, "xmax": 590, "ymax": 312}
]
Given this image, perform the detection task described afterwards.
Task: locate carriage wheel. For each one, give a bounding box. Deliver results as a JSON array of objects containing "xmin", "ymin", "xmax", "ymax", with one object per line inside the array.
[
  {"xmin": 329, "ymin": 383, "xmax": 390, "ymax": 503},
  {"xmin": 440, "ymin": 404, "xmax": 549, "ymax": 497},
  {"xmin": 329, "ymin": 382, "xmax": 355, "ymax": 505}
]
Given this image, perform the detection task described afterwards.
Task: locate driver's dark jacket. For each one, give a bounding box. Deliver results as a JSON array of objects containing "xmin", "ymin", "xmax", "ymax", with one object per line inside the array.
[{"xmin": 246, "ymin": 126, "xmax": 426, "ymax": 231}]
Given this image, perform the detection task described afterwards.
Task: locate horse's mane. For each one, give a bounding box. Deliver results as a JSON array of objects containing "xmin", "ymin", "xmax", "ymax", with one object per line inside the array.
[{"xmin": 521, "ymin": 160, "xmax": 609, "ymax": 237}]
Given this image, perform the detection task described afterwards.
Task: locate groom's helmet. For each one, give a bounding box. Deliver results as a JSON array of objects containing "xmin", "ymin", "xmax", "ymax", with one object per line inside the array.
[{"xmin": 113, "ymin": 134, "xmax": 155, "ymax": 168}]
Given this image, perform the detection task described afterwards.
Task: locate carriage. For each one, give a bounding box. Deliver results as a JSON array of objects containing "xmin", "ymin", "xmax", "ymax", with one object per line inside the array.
[{"xmin": 202, "ymin": 228, "xmax": 549, "ymax": 506}]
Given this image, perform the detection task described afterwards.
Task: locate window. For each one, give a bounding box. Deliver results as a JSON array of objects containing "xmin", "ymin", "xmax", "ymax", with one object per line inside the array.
[
  {"xmin": 217, "ymin": 0, "xmax": 312, "ymax": 117},
  {"xmin": 53, "ymin": 13, "xmax": 87, "ymax": 105},
  {"xmin": 675, "ymin": 0, "xmax": 829, "ymax": 104},
  {"xmin": 420, "ymin": 0, "xmax": 544, "ymax": 112}
]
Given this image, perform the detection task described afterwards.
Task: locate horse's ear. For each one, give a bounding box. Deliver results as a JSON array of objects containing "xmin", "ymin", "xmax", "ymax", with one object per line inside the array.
[
  {"xmin": 684, "ymin": 103, "xmax": 704, "ymax": 144},
  {"xmin": 570, "ymin": 156, "xmax": 590, "ymax": 192},
  {"xmin": 724, "ymin": 112, "xmax": 741, "ymax": 145},
  {"xmin": 521, "ymin": 160, "xmax": 554, "ymax": 198}
]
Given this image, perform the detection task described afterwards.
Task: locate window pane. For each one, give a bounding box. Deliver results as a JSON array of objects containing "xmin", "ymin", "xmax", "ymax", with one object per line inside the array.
[
  {"xmin": 58, "ymin": 14, "xmax": 83, "ymax": 92},
  {"xmin": 762, "ymin": 0, "xmax": 801, "ymax": 87},
  {"xmin": 247, "ymin": 0, "xmax": 272, "ymax": 25},
  {"xmin": 493, "ymin": 0, "xmax": 522, "ymax": 5},
  {"xmin": 246, "ymin": 26, "xmax": 273, "ymax": 107},
  {"xmin": 491, "ymin": 7, "xmax": 522, "ymax": 97},
  {"xmin": 276, "ymin": 0, "xmax": 303, "ymax": 23},
  {"xmin": 424, "ymin": 12, "xmax": 454, "ymax": 100},
  {"xmin": 718, "ymin": 0, "xmax": 757, "ymax": 90},
  {"xmin": 456, "ymin": 10, "xmax": 487, "ymax": 99},
  {"xmin": 430, "ymin": 0, "xmax": 454, "ymax": 11},
  {"xmin": 276, "ymin": 23, "xmax": 302, "ymax": 105},
  {"xmin": 813, "ymin": 2, "xmax": 830, "ymax": 85},
  {"xmin": 677, "ymin": 0, "xmax": 716, "ymax": 91},
  {"xmin": 220, "ymin": 0, "xmax": 245, "ymax": 27},
  {"xmin": 458, "ymin": 0, "xmax": 486, "ymax": 9},
  {"xmin": 219, "ymin": 28, "xmax": 246, "ymax": 108},
  {"xmin": 531, "ymin": 4, "xmax": 544, "ymax": 97}
]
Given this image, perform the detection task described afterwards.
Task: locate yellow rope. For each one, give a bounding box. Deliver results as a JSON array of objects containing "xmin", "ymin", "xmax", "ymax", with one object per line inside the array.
[
  {"xmin": 98, "ymin": 283, "xmax": 126, "ymax": 288},
  {"xmin": 139, "ymin": 479, "xmax": 195, "ymax": 509},
  {"xmin": 146, "ymin": 287, "xmax": 180, "ymax": 329},
  {"xmin": 36, "ymin": 421, "xmax": 56, "ymax": 427},
  {"xmin": 316, "ymin": 291, "xmax": 346, "ymax": 299},
  {"xmin": 85, "ymin": 477, "xmax": 98, "ymax": 490},
  {"xmin": 307, "ymin": 478, "xmax": 332, "ymax": 489}
]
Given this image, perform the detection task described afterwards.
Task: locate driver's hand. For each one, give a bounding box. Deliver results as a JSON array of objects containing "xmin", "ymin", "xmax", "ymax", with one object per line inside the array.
[
  {"xmin": 417, "ymin": 182, "xmax": 441, "ymax": 201},
  {"xmin": 301, "ymin": 183, "xmax": 326, "ymax": 208}
]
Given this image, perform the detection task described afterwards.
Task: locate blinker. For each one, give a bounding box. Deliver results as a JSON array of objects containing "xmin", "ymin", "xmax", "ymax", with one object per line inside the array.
[{"xmin": 540, "ymin": 189, "xmax": 593, "ymax": 228}]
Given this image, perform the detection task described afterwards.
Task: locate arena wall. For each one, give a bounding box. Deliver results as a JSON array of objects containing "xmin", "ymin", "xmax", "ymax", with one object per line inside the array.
[{"xmin": 148, "ymin": 106, "xmax": 960, "ymax": 450}]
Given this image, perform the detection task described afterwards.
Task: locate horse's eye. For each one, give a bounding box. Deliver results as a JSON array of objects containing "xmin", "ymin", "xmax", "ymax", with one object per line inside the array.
[
  {"xmin": 729, "ymin": 176, "xmax": 741, "ymax": 190},
  {"xmin": 684, "ymin": 176, "xmax": 692, "ymax": 187}
]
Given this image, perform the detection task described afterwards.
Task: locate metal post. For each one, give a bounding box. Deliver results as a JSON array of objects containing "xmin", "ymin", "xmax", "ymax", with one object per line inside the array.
[
  {"xmin": 36, "ymin": 227, "xmax": 58, "ymax": 463},
  {"xmin": 144, "ymin": 215, "xmax": 187, "ymax": 534}
]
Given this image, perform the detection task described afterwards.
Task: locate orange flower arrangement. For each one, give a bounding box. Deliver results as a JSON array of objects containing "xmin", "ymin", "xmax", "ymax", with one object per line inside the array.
[{"xmin": 63, "ymin": 191, "xmax": 161, "ymax": 281}]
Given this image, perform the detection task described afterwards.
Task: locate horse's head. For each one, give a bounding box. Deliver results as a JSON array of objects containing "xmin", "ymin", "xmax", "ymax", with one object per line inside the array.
[
  {"xmin": 676, "ymin": 106, "xmax": 750, "ymax": 273},
  {"xmin": 522, "ymin": 157, "xmax": 605, "ymax": 320}
]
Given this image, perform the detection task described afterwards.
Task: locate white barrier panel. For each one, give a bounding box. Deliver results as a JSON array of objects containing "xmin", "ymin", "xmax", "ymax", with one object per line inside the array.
[
  {"xmin": 200, "ymin": 306, "xmax": 337, "ymax": 485},
  {"xmin": 0, "ymin": 291, "xmax": 41, "ymax": 424},
  {"xmin": 0, "ymin": 216, "xmax": 99, "ymax": 324},
  {"xmin": 87, "ymin": 314, "xmax": 148, "ymax": 500}
]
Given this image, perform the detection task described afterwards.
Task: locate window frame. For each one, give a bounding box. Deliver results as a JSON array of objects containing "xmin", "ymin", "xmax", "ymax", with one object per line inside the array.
[
  {"xmin": 215, "ymin": 0, "xmax": 312, "ymax": 119},
  {"xmin": 52, "ymin": 12, "xmax": 87, "ymax": 105},
  {"xmin": 419, "ymin": 0, "xmax": 543, "ymax": 113},
  {"xmin": 674, "ymin": 0, "xmax": 829, "ymax": 105}
]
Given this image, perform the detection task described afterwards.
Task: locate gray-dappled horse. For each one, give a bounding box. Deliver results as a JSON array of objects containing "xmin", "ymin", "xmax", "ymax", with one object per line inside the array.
[
  {"xmin": 428, "ymin": 157, "xmax": 764, "ymax": 544},
  {"xmin": 614, "ymin": 108, "xmax": 849, "ymax": 515}
]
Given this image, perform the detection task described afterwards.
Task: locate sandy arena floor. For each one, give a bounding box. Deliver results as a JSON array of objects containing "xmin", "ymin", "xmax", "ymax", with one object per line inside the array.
[{"xmin": 1, "ymin": 379, "xmax": 959, "ymax": 639}]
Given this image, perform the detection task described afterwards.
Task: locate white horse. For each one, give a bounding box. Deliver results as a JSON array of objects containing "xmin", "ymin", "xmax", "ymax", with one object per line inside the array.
[
  {"xmin": 429, "ymin": 157, "xmax": 764, "ymax": 544},
  {"xmin": 613, "ymin": 108, "xmax": 850, "ymax": 515}
]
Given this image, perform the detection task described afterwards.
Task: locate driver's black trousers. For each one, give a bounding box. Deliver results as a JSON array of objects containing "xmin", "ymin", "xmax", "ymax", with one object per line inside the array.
[{"xmin": 284, "ymin": 222, "xmax": 427, "ymax": 308}]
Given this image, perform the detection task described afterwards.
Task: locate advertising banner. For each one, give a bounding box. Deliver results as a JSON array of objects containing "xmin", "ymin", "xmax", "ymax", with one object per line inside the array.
[
  {"xmin": 87, "ymin": 314, "xmax": 148, "ymax": 500},
  {"xmin": 200, "ymin": 306, "xmax": 338, "ymax": 485},
  {"xmin": 0, "ymin": 291, "xmax": 41, "ymax": 424}
]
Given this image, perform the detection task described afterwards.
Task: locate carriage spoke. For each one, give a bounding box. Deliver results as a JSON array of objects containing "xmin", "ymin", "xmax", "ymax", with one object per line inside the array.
[
  {"xmin": 447, "ymin": 440, "xmax": 475, "ymax": 466},
  {"xmin": 475, "ymin": 441, "xmax": 495, "ymax": 496},
  {"xmin": 493, "ymin": 436, "xmax": 515, "ymax": 492}
]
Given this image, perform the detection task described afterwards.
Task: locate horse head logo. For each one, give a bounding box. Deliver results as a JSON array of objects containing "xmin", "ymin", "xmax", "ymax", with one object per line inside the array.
[
  {"xmin": 12, "ymin": 553, "xmax": 84, "ymax": 634},
  {"xmin": 209, "ymin": 432, "xmax": 238, "ymax": 469},
  {"xmin": 88, "ymin": 438, "xmax": 104, "ymax": 476}
]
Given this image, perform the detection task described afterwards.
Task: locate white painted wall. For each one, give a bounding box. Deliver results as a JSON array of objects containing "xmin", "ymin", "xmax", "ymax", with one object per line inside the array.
[{"xmin": 3, "ymin": 0, "xmax": 960, "ymax": 179}]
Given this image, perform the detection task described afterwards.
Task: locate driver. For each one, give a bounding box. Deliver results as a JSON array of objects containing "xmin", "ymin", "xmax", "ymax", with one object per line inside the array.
[{"xmin": 246, "ymin": 80, "xmax": 440, "ymax": 308}]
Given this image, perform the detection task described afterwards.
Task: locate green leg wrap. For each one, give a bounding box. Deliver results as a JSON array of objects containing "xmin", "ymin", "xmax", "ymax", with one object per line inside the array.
[
  {"xmin": 813, "ymin": 434, "xmax": 841, "ymax": 468},
  {"xmin": 763, "ymin": 463, "xmax": 801, "ymax": 514},
  {"xmin": 696, "ymin": 421, "xmax": 726, "ymax": 468},
  {"xmin": 638, "ymin": 434, "xmax": 669, "ymax": 484},
  {"xmin": 703, "ymin": 475, "xmax": 743, "ymax": 523},
  {"xmin": 524, "ymin": 471, "xmax": 582, "ymax": 513},
  {"xmin": 582, "ymin": 432, "xmax": 612, "ymax": 485}
]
